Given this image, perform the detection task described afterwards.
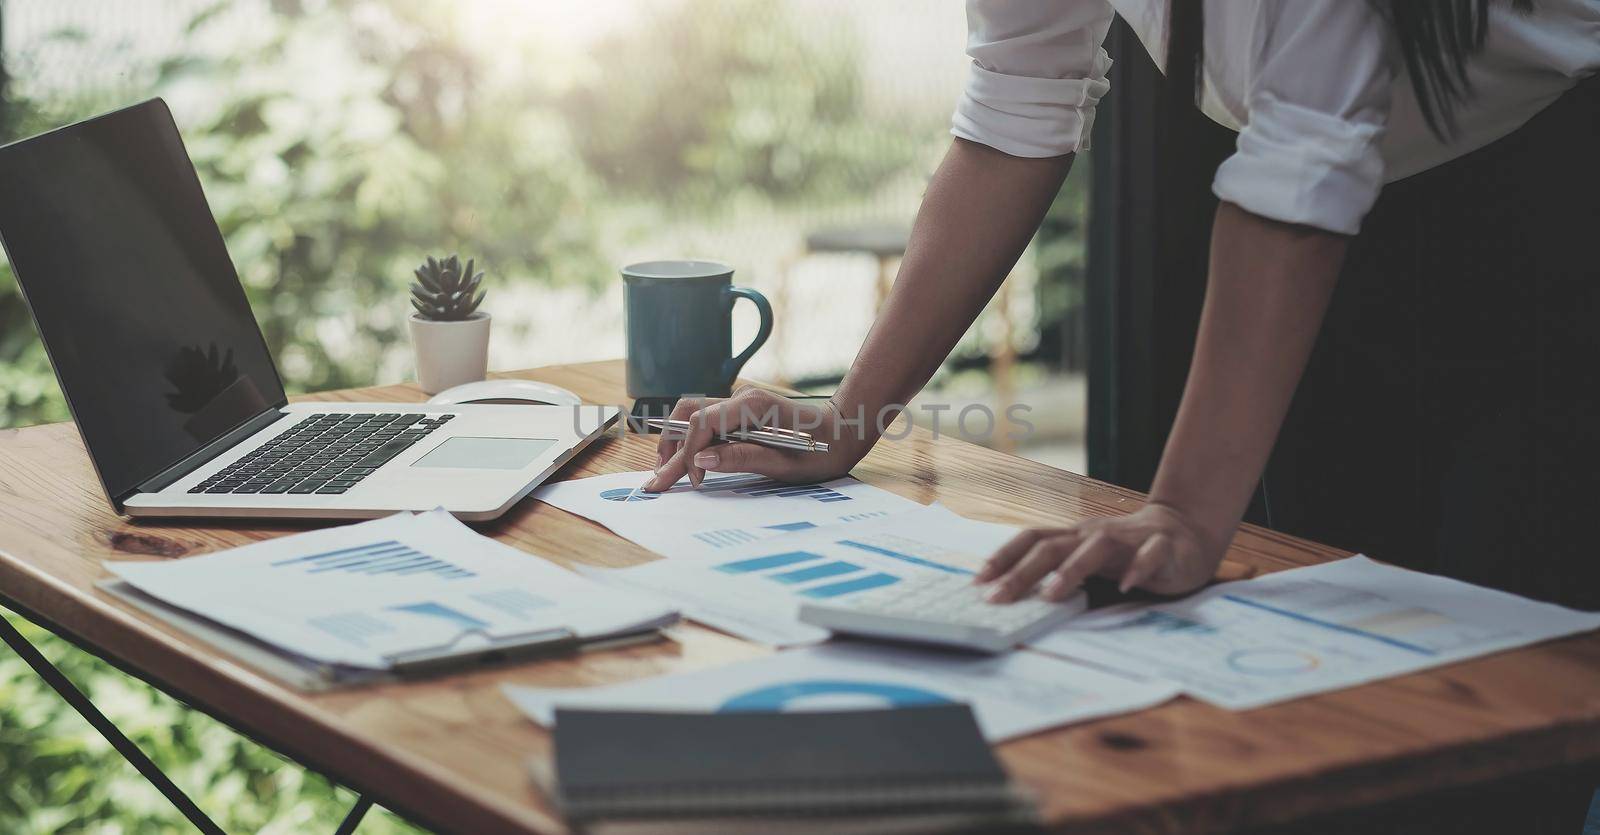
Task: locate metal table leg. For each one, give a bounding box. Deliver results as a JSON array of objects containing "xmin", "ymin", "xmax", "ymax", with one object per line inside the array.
[
  {"xmin": 0, "ymin": 612, "xmax": 375, "ymax": 835},
  {"xmin": 335, "ymin": 795, "xmax": 374, "ymax": 835}
]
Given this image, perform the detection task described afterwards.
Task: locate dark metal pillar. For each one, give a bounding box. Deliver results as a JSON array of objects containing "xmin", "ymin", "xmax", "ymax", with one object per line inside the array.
[
  {"xmin": 1086, "ymin": 19, "xmax": 1234, "ymax": 491},
  {"xmin": 0, "ymin": 0, "xmax": 9, "ymax": 134}
]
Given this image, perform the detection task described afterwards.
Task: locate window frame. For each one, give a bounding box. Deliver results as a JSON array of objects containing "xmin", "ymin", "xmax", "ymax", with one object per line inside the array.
[{"xmin": 1085, "ymin": 19, "xmax": 1235, "ymax": 490}]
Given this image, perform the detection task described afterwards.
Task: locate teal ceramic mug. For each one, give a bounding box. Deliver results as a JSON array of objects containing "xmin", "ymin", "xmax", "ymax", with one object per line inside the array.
[{"xmin": 622, "ymin": 260, "xmax": 773, "ymax": 398}]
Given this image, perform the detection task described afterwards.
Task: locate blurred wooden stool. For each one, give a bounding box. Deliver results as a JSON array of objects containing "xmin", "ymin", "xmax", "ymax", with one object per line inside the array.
[
  {"xmin": 802, "ymin": 225, "xmax": 911, "ymax": 312},
  {"xmin": 773, "ymin": 223, "xmax": 1019, "ymax": 452}
]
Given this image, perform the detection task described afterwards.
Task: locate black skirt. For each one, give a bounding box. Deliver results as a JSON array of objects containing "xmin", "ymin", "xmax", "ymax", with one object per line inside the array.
[{"xmin": 1263, "ymin": 74, "xmax": 1600, "ymax": 610}]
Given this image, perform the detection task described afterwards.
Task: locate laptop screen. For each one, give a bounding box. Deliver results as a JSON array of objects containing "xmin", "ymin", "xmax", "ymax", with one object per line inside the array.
[{"xmin": 0, "ymin": 99, "xmax": 286, "ymax": 502}]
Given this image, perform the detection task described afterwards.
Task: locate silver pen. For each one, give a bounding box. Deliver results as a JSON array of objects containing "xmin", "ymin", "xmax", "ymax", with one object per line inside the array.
[{"xmin": 643, "ymin": 418, "xmax": 831, "ymax": 453}]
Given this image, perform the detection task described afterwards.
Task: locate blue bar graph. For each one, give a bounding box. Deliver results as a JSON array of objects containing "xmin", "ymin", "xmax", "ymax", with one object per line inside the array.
[
  {"xmin": 299, "ymin": 543, "xmax": 412, "ymax": 571},
  {"xmin": 735, "ymin": 483, "xmax": 851, "ymax": 501},
  {"xmin": 271, "ymin": 540, "xmax": 475, "ymax": 579},
  {"xmin": 716, "ymin": 551, "xmax": 820, "ymax": 574},
  {"xmin": 801, "ymin": 573, "xmax": 900, "ymax": 598},
  {"xmin": 699, "ymin": 474, "xmax": 765, "ymax": 489},
  {"xmin": 695, "ymin": 475, "xmax": 853, "ymax": 503},
  {"xmin": 742, "ymin": 485, "xmax": 830, "ymax": 498},
  {"xmin": 693, "ymin": 528, "xmax": 760, "ymax": 548},
  {"xmin": 765, "ymin": 521, "xmax": 818, "ymax": 532},
  {"xmin": 389, "ymin": 602, "xmax": 488, "ymax": 629},
  {"xmin": 307, "ymin": 612, "xmax": 393, "ymax": 645},
  {"xmin": 771, "ymin": 561, "xmax": 860, "ymax": 584},
  {"xmin": 471, "ymin": 589, "xmax": 554, "ymax": 618},
  {"xmin": 836, "ymin": 539, "xmax": 972, "ymax": 576}
]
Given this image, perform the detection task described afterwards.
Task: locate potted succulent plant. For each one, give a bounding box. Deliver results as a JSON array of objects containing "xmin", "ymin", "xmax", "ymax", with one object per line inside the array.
[{"xmin": 408, "ymin": 254, "xmax": 490, "ymax": 394}]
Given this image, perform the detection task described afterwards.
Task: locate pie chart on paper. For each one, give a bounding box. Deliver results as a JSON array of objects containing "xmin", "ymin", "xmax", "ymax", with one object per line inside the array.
[
  {"xmin": 718, "ymin": 679, "xmax": 954, "ymax": 712},
  {"xmin": 600, "ymin": 487, "xmax": 658, "ymax": 502}
]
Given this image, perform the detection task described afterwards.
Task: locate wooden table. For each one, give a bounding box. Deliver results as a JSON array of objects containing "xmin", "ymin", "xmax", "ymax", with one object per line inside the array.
[{"xmin": 0, "ymin": 360, "xmax": 1596, "ymax": 834}]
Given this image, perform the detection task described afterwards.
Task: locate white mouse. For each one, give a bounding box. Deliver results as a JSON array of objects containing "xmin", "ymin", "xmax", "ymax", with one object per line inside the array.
[{"xmin": 426, "ymin": 379, "xmax": 584, "ymax": 407}]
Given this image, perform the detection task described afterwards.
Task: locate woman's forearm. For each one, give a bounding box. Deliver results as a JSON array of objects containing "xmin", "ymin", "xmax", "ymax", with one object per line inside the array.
[
  {"xmin": 1149, "ymin": 202, "xmax": 1346, "ymax": 548},
  {"xmin": 832, "ymin": 139, "xmax": 1074, "ymax": 436}
]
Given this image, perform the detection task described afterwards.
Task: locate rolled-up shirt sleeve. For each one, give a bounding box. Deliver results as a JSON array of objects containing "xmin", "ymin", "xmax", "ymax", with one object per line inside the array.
[
  {"xmin": 1212, "ymin": 1, "xmax": 1395, "ymax": 235},
  {"xmin": 952, "ymin": 0, "xmax": 1115, "ymax": 157}
]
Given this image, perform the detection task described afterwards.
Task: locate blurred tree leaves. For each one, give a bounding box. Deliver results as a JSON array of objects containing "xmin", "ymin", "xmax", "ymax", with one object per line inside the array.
[
  {"xmin": 1035, "ymin": 155, "xmax": 1091, "ymax": 368},
  {"xmin": 0, "ymin": 0, "xmax": 922, "ymax": 426},
  {"xmin": 563, "ymin": 0, "xmax": 918, "ymax": 207},
  {"xmin": 0, "ymin": 1, "xmax": 934, "ymax": 832},
  {"xmin": 157, "ymin": 0, "xmax": 609, "ymax": 395},
  {"xmin": 0, "ymin": 609, "xmax": 425, "ymax": 834}
]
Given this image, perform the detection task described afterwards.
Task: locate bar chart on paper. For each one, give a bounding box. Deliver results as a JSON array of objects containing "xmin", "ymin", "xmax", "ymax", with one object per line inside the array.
[
  {"xmin": 531, "ymin": 470, "xmax": 928, "ymax": 560},
  {"xmin": 689, "ymin": 514, "xmax": 894, "ymax": 550},
  {"xmin": 696, "ymin": 474, "xmax": 857, "ymax": 503},
  {"xmin": 718, "ymin": 551, "xmax": 900, "ymax": 599},
  {"xmin": 307, "ymin": 589, "xmax": 559, "ymax": 648},
  {"xmin": 105, "ymin": 510, "xmax": 683, "ymax": 669},
  {"xmin": 270, "ymin": 540, "xmax": 476, "ymax": 579},
  {"xmin": 711, "ymin": 535, "xmax": 975, "ymax": 600},
  {"xmin": 600, "ymin": 475, "xmax": 857, "ymax": 505},
  {"xmin": 590, "ymin": 505, "xmax": 1027, "ymax": 646}
]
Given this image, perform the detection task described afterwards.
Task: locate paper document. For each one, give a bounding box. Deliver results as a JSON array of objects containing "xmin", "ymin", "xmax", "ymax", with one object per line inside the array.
[
  {"xmin": 503, "ymin": 641, "xmax": 1179, "ymax": 742},
  {"xmin": 580, "ymin": 505, "xmax": 1020, "ymax": 646},
  {"xmin": 1030, "ymin": 556, "xmax": 1600, "ymax": 710},
  {"xmin": 533, "ymin": 470, "xmax": 923, "ymax": 559},
  {"xmin": 107, "ymin": 510, "xmax": 678, "ymax": 670}
]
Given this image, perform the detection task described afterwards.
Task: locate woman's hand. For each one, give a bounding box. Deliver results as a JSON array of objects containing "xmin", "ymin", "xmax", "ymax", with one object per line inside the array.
[
  {"xmin": 975, "ymin": 205, "xmax": 1346, "ymax": 604},
  {"xmin": 642, "ymin": 387, "xmax": 874, "ymax": 492},
  {"xmin": 978, "ymin": 502, "xmax": 1226, "ymax": 601}
]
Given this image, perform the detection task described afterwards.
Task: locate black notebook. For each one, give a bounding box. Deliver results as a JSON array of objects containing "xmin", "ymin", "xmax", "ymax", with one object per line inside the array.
[{"xmin": 550, "ymin": 705, "xmax": 1023, "ymax": 822}]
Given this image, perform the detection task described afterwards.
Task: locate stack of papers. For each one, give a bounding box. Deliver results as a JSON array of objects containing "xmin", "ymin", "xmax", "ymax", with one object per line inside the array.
[
  {"xmin": 500, "ymin": 543, "xmax": 1599, "ymax": 744},
  {"xmin": 104, "ymin": 510, "xmax": 678, "ymax": 683},
  {"xmin": 541, "ymin": 471, "xmax": 1600, "ymax": 711},
  {"xmin": 118, "ymin": 461, "xmax": 1597, "ymax": 723}
]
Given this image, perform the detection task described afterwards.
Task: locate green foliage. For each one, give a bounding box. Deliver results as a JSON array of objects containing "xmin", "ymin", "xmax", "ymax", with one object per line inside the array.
[
  {"xmin": 0, "ymin": 0, "xmax": 930, "ymax": 427},
  {"xmin": 0, "ymin": 609, "xmax": 424, "ymax": 834},
  {"xmin": 159, "ymin": 0, "xmax": 609, "ymax": 396},
  {"xmin": 1036, "ymin": 157, "xmax": 1090, "ymax": 324},
  {"xmin": 0, "ymin": 2, "xmax": 941, "ymax": 832},
  {"xmin": 563, "ymin": 0, "xmax": 921, "ymax": 207}
]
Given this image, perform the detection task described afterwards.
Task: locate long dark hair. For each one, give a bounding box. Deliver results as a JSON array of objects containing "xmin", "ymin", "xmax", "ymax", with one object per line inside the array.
[{"xmin": 1167, "ymin": 0, "xmax": 1534, "ymax": 138}]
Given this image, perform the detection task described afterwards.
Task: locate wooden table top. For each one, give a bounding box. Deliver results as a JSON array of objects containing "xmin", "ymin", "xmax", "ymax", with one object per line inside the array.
[{"xmin": 1, "ymin": 360, "xmax": 1596, "ymax": 834}]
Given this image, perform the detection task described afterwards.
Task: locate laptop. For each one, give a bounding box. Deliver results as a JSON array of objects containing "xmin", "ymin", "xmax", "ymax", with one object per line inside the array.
[{"xmin": 0, "ymin": 99, "xmax": 618, "ymax": 521}]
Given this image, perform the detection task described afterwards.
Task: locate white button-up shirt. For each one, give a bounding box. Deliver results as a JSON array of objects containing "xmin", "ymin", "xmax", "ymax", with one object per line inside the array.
[{"xmin": 953, "ymin": 0, "xmax": 1600, "ymax": 234}]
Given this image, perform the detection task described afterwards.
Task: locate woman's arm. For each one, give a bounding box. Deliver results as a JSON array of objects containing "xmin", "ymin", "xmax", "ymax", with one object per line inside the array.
[
  {"xmin": 645, "ymin": 138, "xmax": 1074, "ymax": 491},
  {"xmin": 984, "ymin": 201, "xmax": 1347, "ymax": 600},
  {"xmin": 831, "ymin": 139, "xmax": 1074, "ymax": 435}
]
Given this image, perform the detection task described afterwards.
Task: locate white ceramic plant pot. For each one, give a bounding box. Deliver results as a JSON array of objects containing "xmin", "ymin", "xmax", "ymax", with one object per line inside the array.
[{"xmin": 408, "ymin": 312, "xmax": 491, "ymax": 395}]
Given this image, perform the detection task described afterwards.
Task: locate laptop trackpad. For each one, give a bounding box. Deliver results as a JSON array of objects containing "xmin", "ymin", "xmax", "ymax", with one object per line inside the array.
[{"xmin": 411, "ymin": 437, "xmax": 557, "ymax": 470}]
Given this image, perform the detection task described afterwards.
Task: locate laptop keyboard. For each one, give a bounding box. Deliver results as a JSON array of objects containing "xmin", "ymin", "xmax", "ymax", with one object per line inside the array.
[{"xmin": 188, "ymin": 412, "xmax": 454, "ymax": 496}]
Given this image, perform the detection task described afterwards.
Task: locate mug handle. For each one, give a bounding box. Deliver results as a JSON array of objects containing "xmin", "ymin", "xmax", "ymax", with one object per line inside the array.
[{"xmin": 721, "ymin": 285, "xmax": 774, "ymax": 388}]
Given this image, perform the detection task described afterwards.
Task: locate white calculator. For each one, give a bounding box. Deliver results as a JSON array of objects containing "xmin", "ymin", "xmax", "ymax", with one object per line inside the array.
[{"xmin": 797, "ymin": 572, "xmax": 1088, "ymax": 654}]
